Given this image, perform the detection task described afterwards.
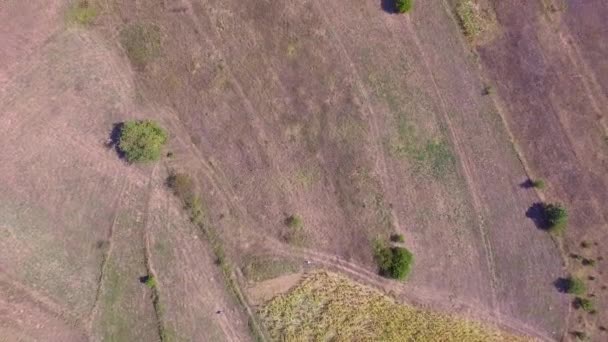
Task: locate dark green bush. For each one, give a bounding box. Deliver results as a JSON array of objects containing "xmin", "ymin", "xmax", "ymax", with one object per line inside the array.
[
  {"xmin": 373, "ymin": 240, "xmax": 413, "ymax": 280},
  {"xmin": 118, "ymin": 120, "xmax": 167, "ymax": 162},
  {"xmin": 543, "ymin": 203, "xmax": 568, "ymax": 234},
  {"xmin": 396, "ymin": 0, "xmax": 413, "ymax": 13}
]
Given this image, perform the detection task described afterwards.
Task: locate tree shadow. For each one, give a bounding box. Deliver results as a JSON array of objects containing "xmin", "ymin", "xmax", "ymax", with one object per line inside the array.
[
  {"xmin": 139, "ymin": 275, "xmax": 151, "ymax": 284},
  {"xmin": 553, "ymin": 277, "xmax": 570, "ymax": 293},
  {"xmin": 519, "ymin": 179, "xmax": 534, "ymax": 189},
  {"xmin": 381, "ymin": 0, "xmax": 397, "ymax": 14},
  {"xmin": 525, "ymin": 202, "xmax": 549, "ymax": 230},
  {"xmin": 106, "ymin": 122, "xmax": 125, "ymax": 159}
]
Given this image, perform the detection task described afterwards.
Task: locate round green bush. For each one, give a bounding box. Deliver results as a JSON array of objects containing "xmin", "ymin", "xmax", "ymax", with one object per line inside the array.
[
  {"xmin": 543, "ymin": 203, "xmax": 568, "ymax": 233},
  {"xmin": 566, "ymin": 277, "xmax": 586, "ymax": 295},
  {"xmin": 388, "ymin": 247, "xmax": 413, "ymax": 280},
  {"xmin": 396, "ymin": 0, "xmax": 413, "ymax": 13},
  {"xmin": 118, "ymin": 120, "xmax": 168, "ymax": 162}
]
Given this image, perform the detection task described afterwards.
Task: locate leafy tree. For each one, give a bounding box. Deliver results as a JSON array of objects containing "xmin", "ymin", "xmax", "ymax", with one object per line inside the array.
[
  {"xmin": 396, "ymin": 0, "xmax": 413, "ymax": 13},
  {"xmin": 373, "ymin": 239, "xmax": 414, "ymax": 280},
  {"xmin": 118, "ymin": 120, "xmax": 168, "ymax": 162}
]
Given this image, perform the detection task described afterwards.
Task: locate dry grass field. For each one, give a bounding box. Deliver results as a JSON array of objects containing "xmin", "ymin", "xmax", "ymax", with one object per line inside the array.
[{"xmin": 1, "ymin": 0, "xmax": 606, "ymax": 341}]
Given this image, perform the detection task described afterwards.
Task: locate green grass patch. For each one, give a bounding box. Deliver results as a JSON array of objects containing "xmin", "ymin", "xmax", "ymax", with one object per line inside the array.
[
  {"xmin": 574, "ymin": 297, "xmax": 595, "ymax": 313},
  {"xmin": 66, "ymin": 1, "xmax": 98, "ymax": 26},
  {"xmin": 389, "ymin": 116, "xmax": 456, "ymax": 179},
  {"xmin": 120, "ymin": 23, "xmax": 162, "ymax": 69},
  {"xmin": 243, "ymin": 256, "xmax": 302, "ymax": 282},
  {"xmin": 259, "ymin": 272, "xmax": 529, "ymax": 341}
]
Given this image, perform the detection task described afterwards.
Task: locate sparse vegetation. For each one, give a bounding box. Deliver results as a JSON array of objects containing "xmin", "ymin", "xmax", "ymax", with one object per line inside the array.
[
  {"xmin": 259, "ymin": 272, "xmax": 527, "ymax": 341},
  {"xmin": 243, "ymin": 256, "xmax": 302, "ymax": 282},
  {"xmin": 456, "ymin": 0, "xmax": 491, "ymax": 40},
  {"xmin": 285, "ymin": 214, "xmax": 303, "ymax": 229},
  {"xmin": 390, "ymin": 233, "xmax": 405, "ymax": 243},
  {"xmin": 574, "ymin": 297, "xmax": 595, "ymax": 312},
  {"xmin": 542, "ymin": 202, "xmax": 568, "ymax": 234},
  {"xmin": 283, "ymin": 215, "xmax": 307, "ymax": 246},
  {"xmin": 167, "ymin": 172, "xmax": 194, "ymax": 200},
  {"xmin": 482, "ymin": 85, "xmax": 493, "ymax": 96},
  {"xmin": 120, "ymin": 23, "xmax": 162, "ymax": 69},
  {"xmin": 118, "ymin": 120, "xmax": 167, "ymax": 162},
  {"xmin": 531, "ymin": 179, "xmax": 545, "ymax": 189},
  {"xmin": 396, "ymin": 0, "xmax": 413, "ymax": 13},
  {"xmin": 373, "ymin": 239, "xmax": 413, "ymax": 280},
  {"xmin": 66, "ymin": 0, "xmax": 98, "ymax": 25},
  {"xmin": 566, "ymin": 277, "xmax": 586, "ymax": 295}
]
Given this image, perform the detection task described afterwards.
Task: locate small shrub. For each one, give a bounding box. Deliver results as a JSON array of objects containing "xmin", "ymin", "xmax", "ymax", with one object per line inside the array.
[
  {"xmin": 66, "ymin": 1, "xmax": 98, "ymax": 25},
  {"xmin": 145, "ymin": 275, "xmax": 157, "ymax": 289},
  {"xmin": 570, "ymin": 331, "xmax": 587, "ymax": 341},
  {"xmin": 120, "ymin": 23, "xmax": 162, "ymax": 69},
  {"xmin": 167, "ymin": 172, "xmax": 194, "ymax": 201},
  {"xmin": 580, "ymin": 240, "xmax": 590, "ymax": 248},
  {"xmin": 396, "ymin": 0, "xmax": 413, "ymax": 13},
  {"xmin": 542, "ymin": 202, "xmax": 568, "ymax": 234},
  {"xmin": 390, "ymin": 233, "xmax": 405, "ymax": 243},
  {"xmin": 118, "ymin": 120, "xmax": 168, "ymax": 162},
  {"xmin": 185, "ymin": 195, "xmax": 204, "ymax": 225},
  {"xmin": 373, "ymin": 239, "xmax": 414, "ymax": 280},
  {"xmin": 285, "ymin": 215, "xmax": 303, "ymax": 229},
  {"xmin": 574, "ymin": 297, "xmax": 595, "ymax": 312},
  {"xmin": 566, "ymin": 277, "xmax": 586, "ymax": 295},
  {"xmin": 531, "ymin": 179, "xmax": 545, "ymax": 189},
  {"xmin": 582, "ymin": 258, "xmax": 596, "ymax": 267},
  {"xmin": 482, "ymin": 85, "xmax": 493, "ymax": 96}
]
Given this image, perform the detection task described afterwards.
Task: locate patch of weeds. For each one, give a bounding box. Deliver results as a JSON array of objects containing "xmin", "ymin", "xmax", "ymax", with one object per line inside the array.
[
  {"xmin": 417, "ymin": 140, "xmax": 456, "ymax": 178},
  {"xmin": 167, "ymin": 172, "xmax": 194, "ymax": 200},
  {"xmin": 283, "ymin": 215, "xmax": 307, "ymax": 246},
  {"xmin": 66, "ymin": 0, "xmax": 98, "ymax": 26},
  {"xmin": 243, "ymin": 256, "xmax": 302, "ymax": 282},
  {"xmin": 456, "ymin": 0, "xmax": 483, "ymax": 38},
  {"xmin": 294, "ymin": 166, "xmax": 320, "ymax": 189},
  {"xmin": 373, "ymin": 239, "xmax": 413, "ymax": 280},
  {"xmin": 531, "ymin": 179, "xmax": 546, "ymax": 189},
  {"xmin": 390, "ymin": 233, "xmax": 405, "ymax": 243},
  {"xmin": 120, "ymin": 23, "xmax": 162, "ymax": 69},
  {"xmin": 570, "ymin": 330, "xmax": 588, "ymax": 341},
  {"xmin": 285, "ymin": 215, "xmax": 303, "ymax": 229},
  {"xmin": 574, "ymin": 297, "xmax": 595, "ymax": 313},
  {"xmin": 185, "ymin": 195, "xmax": 204, "ymax": 225}
]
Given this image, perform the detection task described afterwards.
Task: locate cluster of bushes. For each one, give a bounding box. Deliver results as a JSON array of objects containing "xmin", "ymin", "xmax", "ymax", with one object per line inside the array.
[{"xmin": 373, "ymin": 239, "xmax": 413, "ymax": 280}]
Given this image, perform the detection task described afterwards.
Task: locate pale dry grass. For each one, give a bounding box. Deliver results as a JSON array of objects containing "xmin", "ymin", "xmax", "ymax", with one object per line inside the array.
[{"xmin": 259, "ymin": 272, "xmax": 530, "ymax": 342}]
